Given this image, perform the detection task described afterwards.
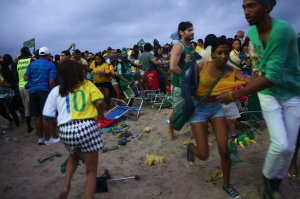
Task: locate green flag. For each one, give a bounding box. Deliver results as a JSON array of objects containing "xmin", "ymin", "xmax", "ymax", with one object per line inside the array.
[
  {"xmin": 137, "ymin": 39, "xmax": 145, "ymax": 46},
  {"xmin": 23, "ymin": 38, "xmax": 35, "ymax": 48}
]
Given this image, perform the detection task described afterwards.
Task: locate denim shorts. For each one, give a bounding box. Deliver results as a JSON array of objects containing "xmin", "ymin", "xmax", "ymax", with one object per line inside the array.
[{"xmin": 190, "ymin": 100, "xmax": 226, "ymax": 124}]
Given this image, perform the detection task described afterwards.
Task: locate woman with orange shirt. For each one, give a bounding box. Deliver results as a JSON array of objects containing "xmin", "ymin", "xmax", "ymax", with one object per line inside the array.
[{"xmin": 186, "ymin": 37, "xmax": 251, "ymax": 199}]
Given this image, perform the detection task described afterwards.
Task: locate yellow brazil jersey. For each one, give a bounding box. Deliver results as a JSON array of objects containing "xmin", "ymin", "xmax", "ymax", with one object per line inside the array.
[
  {"xmin": 110, "ymin": 64, "xmax": 117, "ymax": 71},
  {"xmin": 131, "ymin": 60, "xmax": 141, "ymax": 73},
  {"xmin": 90, "ymin": 61, "xmax": 111, "ymax": 83},
  {"xmin": 43, "ymin": 80, "xmax": 104, "ymax": 126},
  {"xmin": 195, "ymin": 46, "xmax": 202, "ymax": 52}
]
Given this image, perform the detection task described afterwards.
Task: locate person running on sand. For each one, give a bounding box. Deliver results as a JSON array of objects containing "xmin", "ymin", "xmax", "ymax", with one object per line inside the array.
[
  {"xmin": 187, "ymin": 37, "xmax": 252, "ymax": 199},
  {"xmin": 217, "ymin": 0, "xmax": 300, "ymax": 198},
  {"xmin": 43, "ymin": 60, "xmax": 105, "ymax": 199},
  {"xmin": 168, "ymin": 21, "xmax": 194, "ymax": 141},
  {"xmin": 0, "ymin": 61, "xmax": 20, "ymax": 128}
]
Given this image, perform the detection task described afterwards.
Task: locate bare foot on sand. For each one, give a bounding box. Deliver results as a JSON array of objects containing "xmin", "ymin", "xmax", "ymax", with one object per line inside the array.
[
  {"xmin": 57, "ymin": 186, "xmax": 69, "ymax": 199},
  {"xmin": 167, "ymin": 128, "xmax": 176, "ymax": 141},
  {"xmin": 57, "ymin": 191, "xmax": 68, "ymax": 199}
]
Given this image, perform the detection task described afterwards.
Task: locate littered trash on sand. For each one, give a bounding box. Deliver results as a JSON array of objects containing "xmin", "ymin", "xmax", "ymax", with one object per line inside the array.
[
  {"xmin": 183, "ymin": 141, "xmax": 196, "ymax": 145},
  {"xmin": 144, "ymin": 126, "xmax": 154, "ymax": 133},
  {"xmin": 161, "ymin": 120, "xmax": 170, "ymax": 124},
  {"xmin": 144, "ymin": 154, "xmax": 165, "ymax": 166},
  {"xmin": 210, "ymin": 169, "xmax": 223, "ymax": 181}
]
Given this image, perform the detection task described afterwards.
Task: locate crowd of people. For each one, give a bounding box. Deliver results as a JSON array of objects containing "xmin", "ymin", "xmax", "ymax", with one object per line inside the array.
[{"xmin": 1, "ymin": 0, "xmax": 300, "ymax": 198}]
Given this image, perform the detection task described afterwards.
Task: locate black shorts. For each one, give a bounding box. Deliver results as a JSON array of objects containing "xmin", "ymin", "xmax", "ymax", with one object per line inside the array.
[
  {"xmin": 29, "ymin": 90, "xmax": 50, "ymax": 117},
  {"xmin": 94, "ymin": 82, "xmax": 112, "ymax": 89},
  {"xmin": 13, "ymin": 94, "xmax": 24, "ymax": 108}
]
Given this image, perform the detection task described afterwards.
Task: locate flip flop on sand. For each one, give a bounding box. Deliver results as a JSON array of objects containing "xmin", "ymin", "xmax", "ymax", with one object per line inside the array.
[
  {"xmin": 118, "ymin": 138, "xmax": 131, "ymax": 145},
  {"xmin": 118, "ymin": 132, "xmax": 132, "ymax": 138},
  {"xmin": 102, "ymin": 146, "xmax": 118, "ymax": 153}
]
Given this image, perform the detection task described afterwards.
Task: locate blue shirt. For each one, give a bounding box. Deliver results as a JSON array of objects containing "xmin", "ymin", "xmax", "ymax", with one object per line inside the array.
[{"xmin": 24, "ymin": 58, "xmax": 57, "ymax": 93}]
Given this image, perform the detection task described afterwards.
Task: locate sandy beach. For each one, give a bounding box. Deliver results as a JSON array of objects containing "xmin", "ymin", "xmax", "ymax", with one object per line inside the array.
[{"xmin": 1, "ymin": 103, "xmax": 300, "ymax": 199}]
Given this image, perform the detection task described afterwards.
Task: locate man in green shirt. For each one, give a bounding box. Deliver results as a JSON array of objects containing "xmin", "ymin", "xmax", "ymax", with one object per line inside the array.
[
  {"xmin": 168, "ymin": 21, "xmax": 194, "ymax": 141},
  {"xmin": 217, "ymin": 0, "xmax": 300, "ymax": 198},
  {"xmin": 117, "ymin": 51, "xmax": 144, "ymax": 106}
]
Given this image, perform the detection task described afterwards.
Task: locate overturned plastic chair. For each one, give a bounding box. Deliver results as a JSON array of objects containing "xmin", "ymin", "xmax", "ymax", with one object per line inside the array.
[{"xmin": 96, "ymin": 97, "xmax": 144, "ymax": 129}]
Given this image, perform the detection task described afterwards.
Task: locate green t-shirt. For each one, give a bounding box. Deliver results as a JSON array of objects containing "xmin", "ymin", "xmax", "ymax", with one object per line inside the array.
[
  {"xmin": 140, "ymin": 51, "xmax": 155, "ymax": 72},
  {"xmin": 171, "ymin": 40, "xmax": 194, "ymax": 87},
  {"xmin": 248, "ymin": 18, "xmax": 300, "ymax": 99},
  {"xmin": 117, "ymin": 61, "xmax": 134, "ymax": 87}
]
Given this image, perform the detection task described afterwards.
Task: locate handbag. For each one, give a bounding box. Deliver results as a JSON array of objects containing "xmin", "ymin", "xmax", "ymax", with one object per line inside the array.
[{"xmin": 172, "ymin": 64, "xmax": 228, "ymax": 131}]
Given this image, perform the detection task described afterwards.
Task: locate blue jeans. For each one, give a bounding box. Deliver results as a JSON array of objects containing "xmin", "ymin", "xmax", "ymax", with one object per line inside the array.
[{"xmin": 190, "ymin": 100, "xmax": 225, "ymax": 123}]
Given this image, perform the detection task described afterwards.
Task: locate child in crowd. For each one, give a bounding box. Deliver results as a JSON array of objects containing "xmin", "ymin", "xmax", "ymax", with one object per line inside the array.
[{"xmin": 230, "ymin": 39, "xmax": 242, "ymax": 57}]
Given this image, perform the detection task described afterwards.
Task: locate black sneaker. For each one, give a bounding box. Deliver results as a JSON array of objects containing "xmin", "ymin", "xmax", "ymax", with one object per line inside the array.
[
  {"xmin": 231, "ymin": 134, "xmax": 240, "ymax": 140},
  {"xmin": 223, "ymin": 184, "xmax": 242, "ymax": 199},
  {"xmin": 187, "ymin": 143, "xmax": 195, "ymax": 166},
  {"xmin": 261, "ymin": 177, "xmax": 281, "ymax": 199}
]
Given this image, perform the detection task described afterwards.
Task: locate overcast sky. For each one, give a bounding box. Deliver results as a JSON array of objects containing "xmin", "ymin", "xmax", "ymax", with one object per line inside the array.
[{"xmin": 1, "ymin": 0, "xmax": 299, "ymax": 59}]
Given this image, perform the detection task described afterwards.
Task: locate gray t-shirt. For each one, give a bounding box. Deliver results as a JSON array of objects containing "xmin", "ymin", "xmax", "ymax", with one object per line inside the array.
[{"xmin": 140, "ymin": 51, "xmax": 155, "ymax": 72}]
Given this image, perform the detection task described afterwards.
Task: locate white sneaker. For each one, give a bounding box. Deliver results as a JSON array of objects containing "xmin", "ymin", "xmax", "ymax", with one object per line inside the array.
[
  {"xmin": 45, "ymin": 137, "xmax": 60, "ymax": 145},
  {"xmin": 38, "ymin": 137, "xmax": 45, "ymax": 145}
]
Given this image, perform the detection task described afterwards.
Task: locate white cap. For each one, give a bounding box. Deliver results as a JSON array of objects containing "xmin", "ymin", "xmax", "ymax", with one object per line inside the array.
[
  {"xmin": 39, "ymin": 47, "xmax": 50, "ymax": 55},
  {"xmin": 227, "ymin": 55, "xmax": 241, "ymax": 69}
]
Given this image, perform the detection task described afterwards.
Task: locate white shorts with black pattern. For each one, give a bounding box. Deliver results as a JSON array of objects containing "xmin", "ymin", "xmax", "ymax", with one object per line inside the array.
[{"xmin": 59, "ymin": 119, "xmax": 103, "ymax": 154}]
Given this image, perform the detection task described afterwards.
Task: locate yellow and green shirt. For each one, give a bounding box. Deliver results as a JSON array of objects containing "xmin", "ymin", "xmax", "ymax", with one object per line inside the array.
[
  {"xmin": 43, "ymin": 80, "xmax": 104, "ymax": 126},
  {"xmin": 89, "ymin": 61, "xmax": 111, "ymax": 83}
]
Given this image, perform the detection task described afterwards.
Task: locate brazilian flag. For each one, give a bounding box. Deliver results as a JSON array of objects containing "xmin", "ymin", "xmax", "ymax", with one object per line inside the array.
[
  {"xmin": 23, "ymin": 38, "xmax": 35, "ymax": 54},
  {"xmin": 137, "ymin": 39, "xmax": 145, "ymax": 47}
]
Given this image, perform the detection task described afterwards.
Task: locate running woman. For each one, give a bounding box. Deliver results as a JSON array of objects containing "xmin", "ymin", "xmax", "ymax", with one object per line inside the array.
[
  {"xmin": 43, "ymin": 60, "xmax": 105, "ymax": 199},
  {"xmin": 217, "ymin": 0, "xmax": 300, "ymax": 198},
  {"xmin": 187, "ymin": 37, "xmax": 250, "ymax": 199}
]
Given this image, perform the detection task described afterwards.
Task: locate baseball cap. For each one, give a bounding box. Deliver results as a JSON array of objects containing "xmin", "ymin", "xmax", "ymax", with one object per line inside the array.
[
  {"xmin": 120, "ymin": 51, "xmax": 128, "ymax": 58},
  {"xmin": 237, "ymin": 30, "xmax": 245, "ymax": 34},
  {"xmin": 109, "ymin": 55, "xmax": 117, "ymax": 61},
  {"xmin": 39, "ymin": 47, "xmax": 50, "ymax": 55}
]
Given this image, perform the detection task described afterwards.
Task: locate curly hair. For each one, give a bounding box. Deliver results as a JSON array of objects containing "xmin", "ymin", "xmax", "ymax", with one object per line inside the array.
[{"xmin": 57, "ymin": 60, "xmax": 85, "ymax": 97}]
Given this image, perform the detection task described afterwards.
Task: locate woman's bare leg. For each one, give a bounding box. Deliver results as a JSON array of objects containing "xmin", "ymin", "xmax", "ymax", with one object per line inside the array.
[
  {"xmin": 189, "ymin": 121, "xmax": 209, "ymax": 160},
  {"xmin": 112, "ymin": 84, "xmax": 121, "ymax": 106},
  {"xmin": 82, "ymin": 151, "xmax": 99, "ymax": 199},
  {"xmin": 103, "ymin": 88, "xmax": 111, "ymax": 108},
  {"xmin": 211, "ymin": 116, "xmax": 231, "ymax": 187},
  {"xmin": 58, "ymin": 151, "xmax": 81, "ymax": 199}
]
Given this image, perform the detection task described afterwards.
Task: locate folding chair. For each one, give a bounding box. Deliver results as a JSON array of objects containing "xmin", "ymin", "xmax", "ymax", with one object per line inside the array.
[
  {"xmin": 237, "ymin": 92, "xmax": 266, "ymax": 128},
  {"xmin": 149, "ymin": 81, "xmax": 172, "ymax": 112},
  {"xmin": 142, "ymin": 70, "xmax": 160, "ymax": 102},
  {"xmin": 96, "ymin": 98, "xmax": 144, "ymax": 129}
]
